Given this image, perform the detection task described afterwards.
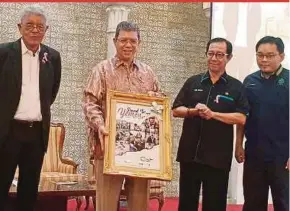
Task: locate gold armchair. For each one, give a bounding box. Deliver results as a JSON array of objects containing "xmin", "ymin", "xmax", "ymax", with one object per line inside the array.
[
  {"xmin": 39, "ymin": 123, "xmax": 83, "ymax": 182},
  {"xmin": 12, "ymin": 123, "xmax": 85, "ymax": 210},
  {"xmin": 14, "ymin": 123, "xmax": 83, "ymax": 182}
]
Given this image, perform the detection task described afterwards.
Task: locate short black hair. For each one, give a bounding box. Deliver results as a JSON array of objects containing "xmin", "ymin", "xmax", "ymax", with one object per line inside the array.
[
  {"xmin": 115, "ymin": 21, "xmax": 140, "ymax": 40},
  {"xmin": 255, "ymin": 36, "xmax": 284, "ymax": 54},
  {"xmin": 206, "ymin": 37, "xmax": 233, "ymax": 56}
]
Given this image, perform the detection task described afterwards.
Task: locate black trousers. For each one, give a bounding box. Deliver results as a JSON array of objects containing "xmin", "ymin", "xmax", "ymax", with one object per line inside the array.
[
  {"xmin": 243, "ymin": 159, "xmax": 289, "ymax": 211},
  {"xmin": 0, "ymin": 120, "xmax": 44, "ymax": 211},
  {"xmin": 178, "ymin": 162, "xmax": 229, "ymax": 211}
]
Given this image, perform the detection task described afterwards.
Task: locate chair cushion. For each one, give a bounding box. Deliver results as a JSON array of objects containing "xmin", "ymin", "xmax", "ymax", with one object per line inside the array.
[{"xmin": 39, "ymin": 172, "xmax": 85, "ymax": 182}]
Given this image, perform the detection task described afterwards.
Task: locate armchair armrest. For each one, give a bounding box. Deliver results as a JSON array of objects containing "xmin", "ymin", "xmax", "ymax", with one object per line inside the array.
[{"xmin": 58, "ymin": 157, "xmax": 78, "ymax": 174}]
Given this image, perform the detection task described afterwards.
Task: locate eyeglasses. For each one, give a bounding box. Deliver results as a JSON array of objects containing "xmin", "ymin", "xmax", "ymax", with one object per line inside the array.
[
  {"xmin": 23, "ymin": 23, "xmax": 46, "ymax": 32},
  {"xmin": 117, "ymin": 38, "xmax": 138, "ymax": 46},
  {"xmin": 256, "ymin": 53, "xmax": 279, "ymax": 60},
  {"xmin": 206, "ymin": 52, "xmax": 229, "ymax": 60}
]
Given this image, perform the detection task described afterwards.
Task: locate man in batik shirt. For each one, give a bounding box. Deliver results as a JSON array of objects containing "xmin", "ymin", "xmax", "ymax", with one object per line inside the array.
[{"xmin": 82, "ymin": 21, "xmax": 162, "ymax": 211}]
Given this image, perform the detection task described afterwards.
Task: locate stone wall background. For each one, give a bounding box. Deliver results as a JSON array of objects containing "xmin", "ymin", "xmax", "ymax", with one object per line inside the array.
[{"xmin": 0, "ymin": 2, "xmax": 210, "ymax": 197}]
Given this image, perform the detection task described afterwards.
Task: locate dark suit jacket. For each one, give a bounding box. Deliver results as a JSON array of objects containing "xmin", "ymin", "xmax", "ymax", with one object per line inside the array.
[{"xmin": 0, "ymin": 38, "xmax": 61, "ymax": 151}]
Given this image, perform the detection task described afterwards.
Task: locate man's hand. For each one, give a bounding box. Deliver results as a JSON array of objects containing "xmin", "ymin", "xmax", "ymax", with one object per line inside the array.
[
  {"xmin": 195, "ymin": 103, "xmax": 207, "ymax": 111},
  {"xmin": 195, "ymin": 103, "xmax": 214, "ymax": 120},
  {"xmin": 235, "ymin": 145, "xmax": 245, "ymax": 163},
  {"xmin": 98, "ymin": 125, "xmax": 109, "ymax": 151},
  {"xmin": 286, "ymin": 158, "xmax": 290, "ymax": 170}
]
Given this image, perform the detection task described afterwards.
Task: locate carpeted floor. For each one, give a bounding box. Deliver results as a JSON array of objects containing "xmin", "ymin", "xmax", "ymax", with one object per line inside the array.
[{"xmin": 68, "ymin": 197, "xmax": 274, "ymax": 211}]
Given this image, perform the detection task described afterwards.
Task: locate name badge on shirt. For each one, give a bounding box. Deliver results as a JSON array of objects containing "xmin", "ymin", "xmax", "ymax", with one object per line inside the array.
[{"xmin": 193, "ymin": 89, "xmax": 203, "ymax": 92}]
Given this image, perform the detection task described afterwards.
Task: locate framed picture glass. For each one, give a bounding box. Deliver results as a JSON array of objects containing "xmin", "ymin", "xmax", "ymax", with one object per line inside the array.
[{"xmin": 103, "ymin": 90, "xmax": 172, "ymax": 181}]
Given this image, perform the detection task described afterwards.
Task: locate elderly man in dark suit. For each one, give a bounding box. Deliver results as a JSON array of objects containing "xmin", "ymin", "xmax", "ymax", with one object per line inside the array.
[{"xmin": 0, "ymin": 5, "xmax": 61, "ymax": 211}]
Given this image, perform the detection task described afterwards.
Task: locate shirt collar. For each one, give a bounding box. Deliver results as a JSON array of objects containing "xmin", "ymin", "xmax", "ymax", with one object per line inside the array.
[
  {"xmin": 201, "ymin": 71, "xmax": 228, "ymax": 84},
  {"xmin": 112, "ymin": 56, "xmax": 140, "ymax": 70},
  {"xmin": 260, "ymin": 65, "xmax": 283, "ymax": 79},
  {"xmin": 21, "ymin": 38, "xmax": 40, "ymax": 56}
]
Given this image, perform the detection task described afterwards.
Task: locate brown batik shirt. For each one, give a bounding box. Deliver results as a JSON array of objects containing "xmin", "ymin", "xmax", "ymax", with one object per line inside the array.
[{"xmin": 82, "ymin": 57, "xmax": 161, "ymax": 159}]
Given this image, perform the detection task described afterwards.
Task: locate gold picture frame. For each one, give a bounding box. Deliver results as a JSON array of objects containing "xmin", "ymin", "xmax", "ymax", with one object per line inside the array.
[{"xmin": 103, "ymin": 90, "xmax": 172, "ymax": 181}]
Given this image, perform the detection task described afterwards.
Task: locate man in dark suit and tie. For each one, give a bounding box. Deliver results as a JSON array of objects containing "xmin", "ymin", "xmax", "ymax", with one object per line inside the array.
[{"xmin": 0, "ymin": 5, "xmax": 61, "ymax": 211}]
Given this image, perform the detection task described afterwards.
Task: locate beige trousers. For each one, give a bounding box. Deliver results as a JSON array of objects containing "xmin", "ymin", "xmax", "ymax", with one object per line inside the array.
[{"xmin": 95, "ymin": 158, "xmax": 150, "ymax": 211}]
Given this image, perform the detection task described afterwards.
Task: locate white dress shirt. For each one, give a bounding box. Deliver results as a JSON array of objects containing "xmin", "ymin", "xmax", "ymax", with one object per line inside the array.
[{"xmin": 14, "ymin": 39, "xmax": 42, "ymax": 121}]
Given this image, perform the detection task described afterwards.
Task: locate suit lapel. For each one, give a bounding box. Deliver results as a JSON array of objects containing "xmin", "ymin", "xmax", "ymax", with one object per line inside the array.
[
  {"xmin": 39, "ymin": 45, "xmax": 49, "ymax": 104},
  {"xmin": 11, "ymin": 39, "xmax": 22, "ymax": 92}
]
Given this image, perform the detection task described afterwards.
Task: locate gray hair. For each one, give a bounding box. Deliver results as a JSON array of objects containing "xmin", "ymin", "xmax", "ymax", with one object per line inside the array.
[
  {"xmin": 19, "ymin": 4, "xmax": 47, "ymax": 24},
  {"xmin": 115, "ymin": 21, "xmax": 140, "ymax": 40}
]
